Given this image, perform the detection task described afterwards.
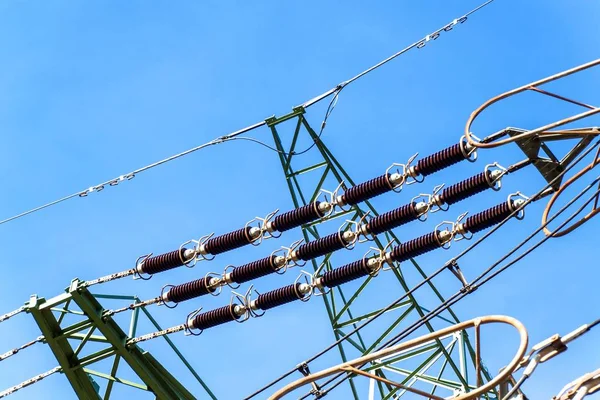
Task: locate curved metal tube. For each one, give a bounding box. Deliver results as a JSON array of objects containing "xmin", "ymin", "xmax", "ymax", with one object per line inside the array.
[
  {"xmin": 464, "ymin": 59, "xmax": 600, "ymax": 149},
  {"xmin": 542, "ymin": 150, "xmax": 600, "ymax": 237},
  {"xmin": 554, "ymin": 368, "xmax": 600, "ymax": 400},
  {"xmin": 269, "ymin": 315, "xmax": 528, "ymax": 400}
]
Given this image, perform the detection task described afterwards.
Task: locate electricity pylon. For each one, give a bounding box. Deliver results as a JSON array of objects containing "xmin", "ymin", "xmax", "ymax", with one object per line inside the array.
[{"xmin": 267, "ymin": 106, "xmax": 494, "ymax": 399}]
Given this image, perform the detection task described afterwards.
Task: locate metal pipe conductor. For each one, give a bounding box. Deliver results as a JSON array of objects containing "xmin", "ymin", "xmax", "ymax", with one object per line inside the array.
[
  {"xmin": 464, "ymin": 59, "xmax": 600, "ymax": 150},
  {"xmin": 267, "ymin": 315, "xmax": 529, "ymax": 400}
]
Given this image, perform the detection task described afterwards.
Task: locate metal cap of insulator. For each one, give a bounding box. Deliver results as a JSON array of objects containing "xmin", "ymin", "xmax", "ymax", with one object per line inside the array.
[
  {"xmin": 457, "ymin": 198, "xmax": 526, "ymax": 235},
  {"xmin": 316, "ymin": 258, "xmax": 379, "ymax": 289},
  {"xmin": 163, "ymin": 277, "xmax": 218, "ymax": 304},
  {"xmin": 137, "ymin": 248, "xmax": 194, "ymax": 275},
  {"xmin": 411, "ymin": 140, "xmax": 475, "ymax": 178},
  {"xmin": 363, "ymin": 201, "xmax": 428, "ymax": 236},
  {"xmin": 435, "ymin": 168, "xmax": 503, "ymax": 208},
  {"xmin": 338, "ymin": 173, "xmax": 400, "ymax": 207},
  {"xmin": 188, "ymin": 304, "xmax": 246, "ymax": 331},
  {"xmin": 388, "ymin": 230, "xmax": 452, "ymax": 263},
  {"xmin": 201, "ymin": 226, "xmax": 261, "ymax": 256},
  {"xmin": 227, "ymin": 255, "xmax": 286, "ymax": 284},
  {"xmin": 292, "ymin": 230, "xmax": 356, "ymax": 262},
  {"xmin": 268, "ymin": 202, "xmax": 331, "ymax": 233},
  {"xmin": 250, "ymin": 283, "xmax": 311, "ymax": 311}
]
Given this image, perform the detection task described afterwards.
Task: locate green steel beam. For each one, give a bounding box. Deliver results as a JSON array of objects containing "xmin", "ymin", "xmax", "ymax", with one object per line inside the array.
[
  {"xmin": 68, "ymin": 280, "xmax": 190, "ymax": 399},
  {"xmin": 28, "ymin": 295, "xmax": 103, "ymax": 400},
  {"xmin": 26, "ymin": 279, "xmax": 215, "ymax": 400}
]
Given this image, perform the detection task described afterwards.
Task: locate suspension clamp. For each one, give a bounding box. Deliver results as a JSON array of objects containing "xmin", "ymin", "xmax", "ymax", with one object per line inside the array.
[
  {"xmin": 297, "ymin": 362, "xmax": 322, "ymax": 396},
  {"xmin": 446, "ymin": 260, "xmax": 475, "ymax": 293}
]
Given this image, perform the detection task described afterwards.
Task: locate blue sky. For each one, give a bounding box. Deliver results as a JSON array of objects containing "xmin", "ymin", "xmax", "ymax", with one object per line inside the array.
[{"xmin": 0, "ymin": 0, "xmax": 599, "ymax": 399}]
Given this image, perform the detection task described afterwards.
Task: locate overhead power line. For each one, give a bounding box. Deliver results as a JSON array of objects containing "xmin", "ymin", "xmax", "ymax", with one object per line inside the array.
[{"xmin": 0, "ymin": 0, "xmax": 495, "ymax": 227}]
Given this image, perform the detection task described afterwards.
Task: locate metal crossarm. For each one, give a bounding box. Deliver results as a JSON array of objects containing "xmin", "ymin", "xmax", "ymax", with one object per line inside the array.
[{"xmin": 22, "ymin": 279, "xmax": 216, "ymax": 400}]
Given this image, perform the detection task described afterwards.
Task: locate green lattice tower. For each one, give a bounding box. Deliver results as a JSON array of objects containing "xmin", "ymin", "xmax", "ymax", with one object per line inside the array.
[
  {"xmin": 267, "ymin": 106, "xmax": 496, "ymax": 399},
  {"xmin": 17, "ymin": 279, "xmax": 216, "ymax": 400}
]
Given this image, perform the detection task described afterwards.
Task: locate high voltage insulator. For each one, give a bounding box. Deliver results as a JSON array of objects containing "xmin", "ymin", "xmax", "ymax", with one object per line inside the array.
[
  {"xmin": 362, "ymin": 200, "xmax": 428, "ymax": 236},
  {"xmin": 86, "ymin": 158, "xmax": 505, "ymax": 288},
  {"xmin": 250, "ymin": 283, "xmax": 311, "ymax": 311},
  {"xmin": 334, "ymin": 136, "xmax": 477, "ymax": 207},
  {"xmin": 89, "ymin": 163, "xmax": 513, "ymax": 307},
  {"xmin": 455, "ymin": 193, "xmax": 527, "ymax": 239},
  {"xmin": 292, "ymin": 229, "xmax": 358, "ymax": 262},
  {"xmin": 429, "ymin": 163, "xmax": 505, "ymax": 211},
  {"xmin": 315, "ymin": 258, "xmax": 379, "ymax": 289},
  {"xmin": 137, "ymin": 248, "xmax": 195, "ymax": 276},
  {"xmin": 126, "ymin": 194, "xmax": 530, "ymax": 343},
  {"xmin": 339, "ymin": 172, "xmax": 404, "ymax": 206},
  {"xmin": 187, "ymin": 304, "xmax": 247, "ymax": 332},
  {"xmin": 226, "ymin": 255, "xmax": 287, "ymax": 285},
  {"xmin": 266, "ymin": 201, "xmax": 332, "ymax": 233},
  {"xmin": 201, "ymin": 226, "xmax": 263, "ymax": 255},
  {"xmin": 409, "ymin": 137, "xmax": 476, "ymax": 179},
  {"xmin": 162, "ymin": 276, "xmax": 219, "ymax": 304},
  {"xmin": 389, "ymin": 228, "xmax": 452, "ymax": 263}
]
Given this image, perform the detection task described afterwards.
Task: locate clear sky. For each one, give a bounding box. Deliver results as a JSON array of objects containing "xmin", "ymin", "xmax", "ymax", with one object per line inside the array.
[{"xmin": 0, "ymin": 1, "xmax": 599, "ymax": 399}]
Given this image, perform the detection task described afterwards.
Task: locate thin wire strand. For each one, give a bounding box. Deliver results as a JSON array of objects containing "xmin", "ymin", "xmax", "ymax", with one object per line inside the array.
[
  {"xmin": 0, "ymin": 0, "xmax": 490, "ymax": 227},
  {"xmin": 245, "ymin": 139, "xmax": 600, "ymax": 399}
]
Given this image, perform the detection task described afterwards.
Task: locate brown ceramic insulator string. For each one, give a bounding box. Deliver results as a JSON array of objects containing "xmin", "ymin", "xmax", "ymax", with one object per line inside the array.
[
  {"xmin": 365, "ymin": 202, "xmax": 420, "ymax": 235},
  {"xmin": 255, "ymin": 283, "xmax": 308, "ymax": 311},
  {"xmin": 389, "ymin": 231, "xmax": 443, "ymax": 262},
  {"xmin": 189, "ymin": 304, "xmax": 241, "ymax": 331},
  {"xmin": 138, "ymin": 248, "xmax": 189, "ymax": 275},
  {"xmin": 414, "ymin": 142, "xmax": 469, "ymax": 177},
  {"xmin": 245, "ymin": 139, "xmax": 600, "ymax": 400},
  {"xmin": 294, "ymin": 232, "xmax": 349, "ymax": 261},
  {"xmin": 320, "ymin": 259, "xmax": 372, "ymax": 288},
  {"xmin": 464, "ymin": 200, "xmax": 515, "ymax": 234},
  {"xmin": 230, "ymin": 255, "xmax": 280, "ymax": 284},
  {"xmin": 271, "ymin": 202, "xmax": 325, "ymax": 232},
  {"xmin": 203, "ymin": 226, "xmax": 255, "ymax": 255},
  {"xmin": 164, "ymin": 277, "xmax": 216, "ymax": 304},
  {"xmin": 439, "ymin": 170, "xmax": 494, "ymax": 206},
  {"xmin": 341, "ymin": 173, "xmax": 393, "ymax": 206}
]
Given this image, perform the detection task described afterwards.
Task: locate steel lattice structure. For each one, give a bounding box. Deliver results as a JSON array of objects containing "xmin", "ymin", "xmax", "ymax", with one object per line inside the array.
[
  {"xmin": 266, "ymin": 106, "xmax": 495, "ymax": 399},
  {"xmin": 9, "ymin": 279, "xmax": 216, "ymax": 400}
]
